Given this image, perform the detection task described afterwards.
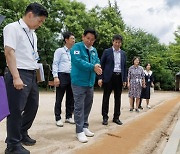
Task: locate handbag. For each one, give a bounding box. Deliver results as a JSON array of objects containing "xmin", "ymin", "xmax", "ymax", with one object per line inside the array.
[
  {"xmin": 150, "ymin": 87, "xmax": 154, "ymax": 94},
  {"xmin": 0, "ymin": 76, "xmax": 10, "ymax": 121}
]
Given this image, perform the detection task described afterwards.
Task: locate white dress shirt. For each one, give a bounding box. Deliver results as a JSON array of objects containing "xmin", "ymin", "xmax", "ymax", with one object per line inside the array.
[
  {"xmin": 113, "ymin": 47, "xmax": 121, "ymax": 72},
  {"xmin": 3, "ymin": 19, "xmax": 38, "ymax": 70},
  {"xmin": 52, "ymin": 46, "xmax": 71, "ymax": 77}
]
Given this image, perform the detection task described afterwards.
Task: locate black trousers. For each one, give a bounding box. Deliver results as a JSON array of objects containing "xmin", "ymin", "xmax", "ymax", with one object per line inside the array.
[
  {"xmin": 4, "ymin": 69, "xmax": 39, "ymax": 147},
  {"xmin": 54, "ymin": 73, "xmax": 74, "ymax": 121},
  {"xmin": 102, "ymin": 73, "xmax": 123, "ymax": 120}
]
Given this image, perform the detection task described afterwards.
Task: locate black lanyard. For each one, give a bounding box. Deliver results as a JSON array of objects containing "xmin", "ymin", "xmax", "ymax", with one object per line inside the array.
[{"xmin": 18, "ymin": 20, "xmax": 34, "ymax": 51}]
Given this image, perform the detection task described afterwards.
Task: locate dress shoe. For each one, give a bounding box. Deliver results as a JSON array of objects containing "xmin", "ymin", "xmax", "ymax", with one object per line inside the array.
[
  {"xmin": 21, "ymin": 135, "xmax": 36, "ymax": 146},
  {"xmin": 102, "ymin": 119, "xmax": 108, "ymax": 125},
  {"xmin": 83, "ymin": 128, "xmax": 94, "ymax": 137},
  {"xmin": 5, "ymin": 145, "xmax": 30, "ymax": 154},
  {"xmin": 113, "ymin": 119, "xmax": 123, "ymax": 125},
  {"xmin": 77, "ymin": 132, "xmax": 88, "ymax": 143}
]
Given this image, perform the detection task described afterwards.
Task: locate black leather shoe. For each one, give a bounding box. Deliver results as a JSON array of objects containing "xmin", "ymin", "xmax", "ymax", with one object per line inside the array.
[
  {"xmin": 102, "ymin": 119, "xmax": 108, "ymax": 125},
  {"xmin": 5, "ymin": 145, "xmax": 30, "ymax": 154},
  {"xmin": 21, "ymin": 135, "xmax": 36, "ymax": 146},
  {"xmin": 113, "ymin": 119, "xmax": 123, "ymax": 125}
]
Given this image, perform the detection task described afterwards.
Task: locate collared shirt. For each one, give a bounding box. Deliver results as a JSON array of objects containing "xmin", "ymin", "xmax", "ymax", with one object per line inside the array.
[
  {"xmin": 3, "ymin": 19, "xmax": 38, "ymax": 70},
  {"xmin": 113, "ymin": 47, "xmax": 121, "ymax": 72},
  {"xmin": 52, "ymin": 46, "xmax": 71, "ymax": 77},
  {"xmin": 84, "ymin": 44, "xmax": 94, "ymax": 62},
  {"xmin": 84, "ymin": 44, "xmax": 94, "ymax": 51}
]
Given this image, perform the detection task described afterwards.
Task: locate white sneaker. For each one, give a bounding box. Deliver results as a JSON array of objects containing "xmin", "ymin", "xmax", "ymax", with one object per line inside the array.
[
  {"xmin": 65, "ymin": 118, "xmax": 75, "ymax": 124},
  {"xmin": 147, "ymin": 105, "xmax": 151, "ymax": 109},
  {"xmin": 77, "ymin": 132, "xmax": 88, "ymax": 143},
  {"xmin": 56, "ymin": 119, "xmax": 63, "ymax": 127},
  {"xmin": 83, "ymin": 128, "xmax": 94, "ymax": 137}
]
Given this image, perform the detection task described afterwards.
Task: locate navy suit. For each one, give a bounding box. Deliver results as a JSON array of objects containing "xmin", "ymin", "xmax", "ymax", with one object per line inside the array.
[
  {"xmin": 100, "ymin": 48, "xmax": 127, "ymax": 83},
  {"xmin": 100, "ymin": 47, "xmax": 127, "ymax": 120}
]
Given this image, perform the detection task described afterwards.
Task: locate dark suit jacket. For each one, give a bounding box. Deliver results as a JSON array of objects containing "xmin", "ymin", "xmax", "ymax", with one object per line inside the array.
[{"xmin": 99, "ymin": 47, "xmax": 127, "ymax": 83}]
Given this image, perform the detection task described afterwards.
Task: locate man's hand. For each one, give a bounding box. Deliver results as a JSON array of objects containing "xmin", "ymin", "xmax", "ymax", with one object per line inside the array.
[
  {"xmin": 94, "ymin": 64, "xmax": 102, "ymax": 75},
  {"xmin": 4, "ymin": 46, "xmax": 25, "ymax": 90},
  {"xmin": 54, "ymin": 77, "xmax": 60, "ymax": 87},
  {"xmin": 98, "ymin": 79, "xmax": 103, "ymax": 87},
  {"xmin": 13, "ymin": 77, "xmax": 24, "ymax": 90}
]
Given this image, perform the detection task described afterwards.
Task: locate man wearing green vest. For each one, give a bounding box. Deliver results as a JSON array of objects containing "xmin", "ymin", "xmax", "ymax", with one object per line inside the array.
[{"xmin": 70, "ymin": 28, "xmax": 102, "ymax": 143}]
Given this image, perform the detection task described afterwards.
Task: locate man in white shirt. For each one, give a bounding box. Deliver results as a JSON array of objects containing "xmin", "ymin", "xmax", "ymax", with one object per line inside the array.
[
  {"xmin": 3, "ymin": 3, "xmax": 48, "ymax": 154},
  {"xmin": 52, "ymin": 32, "xmax": 75, "ymax": 127}
]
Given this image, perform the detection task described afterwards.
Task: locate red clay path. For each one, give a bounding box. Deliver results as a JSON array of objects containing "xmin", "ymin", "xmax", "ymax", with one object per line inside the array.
[{"xmin": 75, "ymin": 96, "xmax": 180, "ymax": 154}]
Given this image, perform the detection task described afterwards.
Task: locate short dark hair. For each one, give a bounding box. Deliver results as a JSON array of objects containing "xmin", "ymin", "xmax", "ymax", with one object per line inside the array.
[
  {"xmin": 132, "ymin": 56, "xmax": 140, "ymax": 64},
  {"xmin": 25, "ymin": 2, "xmax": 48, "ymax": 17},
  {"xmin": 145, "ymin": 63, "xmax": 151, "ymax": 68},
  {"xmin": 63, "ymin": 32, "xmax": 74, "ymax": 43},
  {"xmin": 83, "ymin": 28, "xmax": 98, "ymax": 39},
  {"xmin": 112, "ymin": 34, "xmax": 123, "ymax": 42}
]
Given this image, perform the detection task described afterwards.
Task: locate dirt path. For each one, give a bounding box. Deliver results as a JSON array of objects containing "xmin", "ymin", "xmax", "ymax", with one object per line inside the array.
[
  {"xmin": 75, "ymin": 96, "xmax": 180, "ymax": 154},
  {"xmin": 0, "ymin": 91, "xmax": 179, "ymax": 154}
]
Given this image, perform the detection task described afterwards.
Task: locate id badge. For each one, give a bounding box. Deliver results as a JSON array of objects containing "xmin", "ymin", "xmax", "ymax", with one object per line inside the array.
[{"xmin": 33, "ymin": 51, "xmax": 40, "ymax": 61}]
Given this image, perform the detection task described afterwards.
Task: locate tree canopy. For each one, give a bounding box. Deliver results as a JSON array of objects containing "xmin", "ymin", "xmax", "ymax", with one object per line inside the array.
[{"xmin": 0, "ymin": 0, "xmax": 179, "ymax": 90}]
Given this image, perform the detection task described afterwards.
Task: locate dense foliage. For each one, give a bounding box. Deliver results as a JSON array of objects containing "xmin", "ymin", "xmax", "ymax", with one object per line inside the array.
[{"xmin": 0, "ymin": 0, "xmax": 179, "ymax": 90}]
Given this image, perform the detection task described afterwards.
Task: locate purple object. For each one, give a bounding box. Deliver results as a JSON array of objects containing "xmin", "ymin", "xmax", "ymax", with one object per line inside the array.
[{"xmin": 0, "ymin": 76, "xmax": 10, "ymax": 122}]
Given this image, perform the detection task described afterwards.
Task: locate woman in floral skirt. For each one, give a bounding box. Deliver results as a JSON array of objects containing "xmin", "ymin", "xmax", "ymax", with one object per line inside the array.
[{"xmin": 127, "ymin": 57, "xmax": 145, "ymax": 112}]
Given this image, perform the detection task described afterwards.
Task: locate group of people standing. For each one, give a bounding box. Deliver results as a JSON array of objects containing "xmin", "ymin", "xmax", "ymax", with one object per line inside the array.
[
  {"xmin": 2, "ymin": 2, "xmax": 154, "ymax": 154},
  {"xmin": 52, "ymin": 29, "xmax": 101, "ymax": 143},
  {"xmin": 128, "ymin": 58, "xmax": 154, "ymax": 112},
  {"xmin": 52, "ymin": 29, "xmax": 154, "ymax": 143}
]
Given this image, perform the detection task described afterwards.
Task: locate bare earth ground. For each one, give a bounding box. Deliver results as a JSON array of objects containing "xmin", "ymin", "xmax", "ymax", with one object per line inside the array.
[{"xmin": 0, "ymin": 91, "xmax": 179, "ymax": 154}]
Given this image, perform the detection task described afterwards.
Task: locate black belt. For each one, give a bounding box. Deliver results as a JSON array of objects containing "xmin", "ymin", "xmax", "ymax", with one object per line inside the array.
[
  {"xmin": 18, "ymin": 69, "xmax": 37, "ymax": 73},
  {"xmin": 113, "ymin": 72, "xmax": 121, "ymax": 75},
  {"xmin": 58, "ymin": 72, "xmax": 70, "ymax": 75},
  {"xmin": 7, "ymin": 67, "xmax": 37, "ymax": 73}
]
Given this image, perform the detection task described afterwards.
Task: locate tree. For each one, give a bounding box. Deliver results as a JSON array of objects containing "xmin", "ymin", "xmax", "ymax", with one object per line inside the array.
[
  {"xmin": 93, "ymin": 2, "xmax": 125, "ymax": 57},
  {"xmin": 124, "ymin": 27, "xmax": 176, "ymax": 90},
  {"xmin": 0, "ymin": 0, "xmax": 178, "ymax": 90},
  {"xmin": 124, "ymin": 28, "xmax": 162, "ymax": 67},
  {"xmin": 167, "ymin": 26, "xmax": 180, "ymax": 74}
]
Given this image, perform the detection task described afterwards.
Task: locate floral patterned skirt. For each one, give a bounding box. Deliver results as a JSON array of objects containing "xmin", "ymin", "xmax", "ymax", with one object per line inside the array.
[{"xmin": 128, "ymin": 80, "xmax": 142, "ymax": 98}]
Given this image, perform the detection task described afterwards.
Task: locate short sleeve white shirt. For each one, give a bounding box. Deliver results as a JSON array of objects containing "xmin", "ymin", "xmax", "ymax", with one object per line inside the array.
[{"xmin": 3, "ymin": 19, "xmax": 39, "ymax": 70}]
